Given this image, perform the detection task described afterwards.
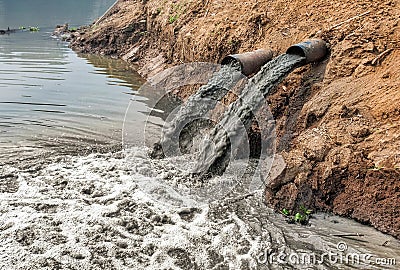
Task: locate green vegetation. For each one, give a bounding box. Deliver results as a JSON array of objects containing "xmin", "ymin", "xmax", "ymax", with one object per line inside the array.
[
  {"xmin": 17, "ymin": 26, "xmax": 40, "ymax": 32},
  {"xmin": 281, "ymin": 208, "xmax": 290, "ymax": 216},
  {"xmin": 168, "ymin": 14, "xmax": 179, "ymax": 24},
  {"xmin": 29, "ymin": 26, "xmax": 40, "ymax": 32},
  {"xmin": 167, "ymin": 1, "xmax": 188, "ymax": 24},
  {"xmin": 281, "ymin": 206, "xmax": 313, "ymax": 225}
]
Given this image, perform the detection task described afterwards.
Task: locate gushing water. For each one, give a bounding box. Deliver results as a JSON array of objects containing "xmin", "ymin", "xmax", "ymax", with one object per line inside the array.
[
  {"xmin": 192, "ymin": 53, "xmax": 305, "ymax": 176},
  {"xmin": 150, "ymin": 62, "xmax": 244, "ymax": 159}
]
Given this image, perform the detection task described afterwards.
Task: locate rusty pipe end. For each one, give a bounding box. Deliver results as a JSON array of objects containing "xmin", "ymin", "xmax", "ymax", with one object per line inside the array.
[
  {"xmin": 221, "ymin": 49, "xmax": 274, "ymax": 76},
  {"xmin": 286, "ymin": 39, "xmax": 328, "ymax": 63}
]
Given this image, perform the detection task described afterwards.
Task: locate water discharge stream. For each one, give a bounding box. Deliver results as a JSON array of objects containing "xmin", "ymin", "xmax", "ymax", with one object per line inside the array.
[
  {"xmin": 150, "ymin": 62, "xmax": 244, "ymax": 159},
  {"xmin": 193, "ymin": 54, "xmax": 305, "ymax": 176}
]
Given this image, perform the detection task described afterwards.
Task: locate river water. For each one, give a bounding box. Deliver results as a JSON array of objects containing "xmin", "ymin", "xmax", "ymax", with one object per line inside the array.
[
  {"xmin": 0, "ymin": 0, "xmax": 147, "ymax": 165},
  {"xmin": 0, "ymin": 1, "xmax": 399, "ymax": 269}
]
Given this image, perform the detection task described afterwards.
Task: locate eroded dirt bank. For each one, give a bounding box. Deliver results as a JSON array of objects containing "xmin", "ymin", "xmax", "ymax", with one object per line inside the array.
[{"xmin": 70, "ymin": 0, "xmax": 399, "ymax": 238}]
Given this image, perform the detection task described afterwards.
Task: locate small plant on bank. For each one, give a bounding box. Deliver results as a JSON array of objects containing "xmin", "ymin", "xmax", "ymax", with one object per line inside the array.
[
  {"xmin": 168, "ymin": 1, "xmax": 188, "ymax": 24},
  {"xmin": 281, "ymin": 208, "xmax": 290, "ymax": 216},
  {"xmin": 280, "ymin": 206, "xmax": 313, "ymax": 225},
  {"xmin": 168, "ymin": 14, "xmax": 179, "ymax": 24}
]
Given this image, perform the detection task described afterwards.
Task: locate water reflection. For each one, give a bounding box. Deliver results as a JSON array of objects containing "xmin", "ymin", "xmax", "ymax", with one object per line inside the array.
[
  {"xmin": 83, "ymin": 53, "xmax": 184, "ymax": 119},
  {"xmin": 0, "ymin": 48, "xmax": 152, "ymax": 165},
  {"xmin": 83, "ymin": 54, "xmax": 145, "ymax": 90},
  {"xmin": 0, "ymin": 0, "xmax": 145, "ymax": 164}
]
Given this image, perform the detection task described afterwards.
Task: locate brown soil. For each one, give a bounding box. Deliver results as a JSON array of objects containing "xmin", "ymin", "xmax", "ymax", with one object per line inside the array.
[{"xmin": 70, "ymin": 0, "xmax": 400, "ymax": 238}]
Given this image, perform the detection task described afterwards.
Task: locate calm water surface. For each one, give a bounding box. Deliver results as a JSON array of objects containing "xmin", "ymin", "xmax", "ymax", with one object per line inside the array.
[{"xmin": 0, "ymin": 0, "xmax": 153, "ymax": 164}]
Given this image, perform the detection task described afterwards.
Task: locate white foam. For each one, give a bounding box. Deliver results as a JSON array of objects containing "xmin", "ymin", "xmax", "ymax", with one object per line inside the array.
[{"xmin": 0, "ymin": 147, "xmax": 398, "ymax": 269}]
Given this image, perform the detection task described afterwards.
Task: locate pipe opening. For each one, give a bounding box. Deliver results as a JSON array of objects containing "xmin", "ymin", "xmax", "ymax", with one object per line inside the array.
[
  {"xmin": 221, "ymin": 56, "xmax": 243, "ymax": 69},
  {"xmin": 286, "ymin": 39, "xmax": 328, "ymax": 63},
  {"xmin": 286, "ymin": 46, "xmax": 306, "ymax": 58},
  {"xmin": 221, "ymin": 49, "xmax": 274, "ymax": 76}
]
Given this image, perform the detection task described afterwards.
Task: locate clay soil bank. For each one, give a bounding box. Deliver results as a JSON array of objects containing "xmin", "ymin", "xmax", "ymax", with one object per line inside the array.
[{"xmin": 70, "ymin": 0, "xmax": 400, "ymax": 238}]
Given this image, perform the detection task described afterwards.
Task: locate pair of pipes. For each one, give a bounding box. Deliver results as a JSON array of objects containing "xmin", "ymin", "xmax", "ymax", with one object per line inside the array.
[{"xmin": 221, "ymin": 39, "xmax": 327, "ymax": 76}]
